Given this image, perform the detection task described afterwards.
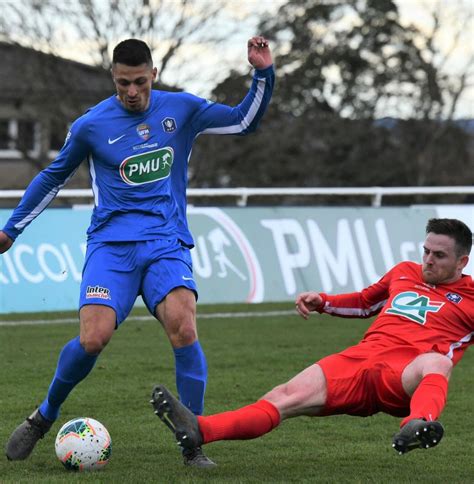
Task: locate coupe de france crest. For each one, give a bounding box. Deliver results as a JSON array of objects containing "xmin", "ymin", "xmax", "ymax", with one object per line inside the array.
[{"xmin": 162, "ymin": 117, "xmax": 177, "ymax": 133}]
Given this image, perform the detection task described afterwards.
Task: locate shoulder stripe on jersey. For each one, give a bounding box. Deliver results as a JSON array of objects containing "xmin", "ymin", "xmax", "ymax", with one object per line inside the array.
[
  {"xmin": 445, "ymin": 331, "xmax": 474, "ymax": 359},
  {"xmin": 199, "ymin": 78, "xmax": 266, "ymax": 135},
  {"xmin": 324, "ymin": 299, "xmax": 387, "ymax": 317},
  {"xmin": 14, "ymin": 168, "xmax": 79, "ymax": 231}
]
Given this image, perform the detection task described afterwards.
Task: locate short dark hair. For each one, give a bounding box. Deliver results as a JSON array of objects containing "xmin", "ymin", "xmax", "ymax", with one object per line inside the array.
[
  {"xmin": 426, "ymin": 218, "xmax": 472, "ymax": 256},
  {"xmin": 112, "ymin": 39, "xmax": 152, "ymax": 67}
]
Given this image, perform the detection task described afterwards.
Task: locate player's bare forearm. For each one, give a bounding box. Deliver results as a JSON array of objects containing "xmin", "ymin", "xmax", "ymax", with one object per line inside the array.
[
  {"xmin": 0, "ymin": 230, "xmax": 13, "ymax": 253},
  {"xmin": 295, "ymin": 292, "xmax": 324, "ymax": 319},
  {"xmin": 247, "ymin": 36, "xmax": 273, "ymax": 70}
]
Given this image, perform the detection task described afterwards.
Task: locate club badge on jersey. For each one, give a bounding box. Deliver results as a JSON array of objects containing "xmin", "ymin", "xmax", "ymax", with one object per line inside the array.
[{"xmin": 137, "ymin": 124, "xmax": 151, "ymax": 140}]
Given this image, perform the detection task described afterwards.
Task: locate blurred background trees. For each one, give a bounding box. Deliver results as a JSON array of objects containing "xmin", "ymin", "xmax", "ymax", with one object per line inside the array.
[
  {"xmin": 191, "ymin": 0, "xmax": 473, "ymax": 196},
  {"xmin": 0, "ymin": 0, "xmax": 472, "ymax": 199}
]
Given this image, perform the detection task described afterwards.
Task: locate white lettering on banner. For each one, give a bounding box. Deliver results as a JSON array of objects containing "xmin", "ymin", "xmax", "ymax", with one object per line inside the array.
[
  {"xmin": 0, "ymin": 252, "xmax": 19, "ymax": 284},
  {"xmin": 354, "ymin": 218, "xmax": 381, "ymax": 282},
  {"xmin": 307, "ymin": 219, "xmax": 363, "ymax": 292},
  {"xmin": 0, "ymin": 243, "xmax": 85, "ymax": 285},
  {"xmin": 61, "ymin": 243, "xmax": 82, "ymax": 281},
  {"xmin": 260, "ymin": 219, "xmax": 310, "ymax": 295},
  {"xmin": 0, "ymin": 263, "xmax": 8, "ymax": 284},
  {"xmin": 400, "ymin": 241, "xmax": 417, "ymax": 261},
  {"xmin": 37, "ymin": 244, "xmax": 68, "ymax": 283},
  {"xmin": 375, "ymin": 219, "xmax": 395, "ymax": 270},
  {"xmin": 191, "ymin": 236, "xmax": 212, "ymax": 278},
  {"xmin": 14, "ymin": 244, "xmax": 44, "ymax": 283}
]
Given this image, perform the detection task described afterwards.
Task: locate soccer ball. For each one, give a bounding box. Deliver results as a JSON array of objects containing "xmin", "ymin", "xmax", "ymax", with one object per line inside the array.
[{"xmin": 55, "ymin": 417, "xmax": 112, "ymax": 471}]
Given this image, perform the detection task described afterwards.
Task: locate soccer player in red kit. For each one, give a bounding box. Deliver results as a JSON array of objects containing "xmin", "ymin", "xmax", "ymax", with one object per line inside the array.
[{"xmin": 150, "ymin": 218, "xmax": 474, "ymax": 463}]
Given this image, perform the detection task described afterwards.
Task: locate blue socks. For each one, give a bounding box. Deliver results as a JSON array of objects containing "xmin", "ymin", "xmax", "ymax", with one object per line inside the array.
[
  {"xmin": 173, "ymin": 341, "xmax": 207, "ymax": 415},
  {"xmin": 38, "ymin": 337, "xmax": 206, "ymax": 421},
  {"xmin": 39, "ymin": 336, "xmax": 98, "ymax": 421}
]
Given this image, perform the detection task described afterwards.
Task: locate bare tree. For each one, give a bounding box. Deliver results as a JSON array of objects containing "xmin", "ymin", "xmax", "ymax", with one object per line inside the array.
[
  {"xmin": 400, "ymin": 0, "xmax": 474, "ymax": 121},
  {"xmin": 397, "ymin": 1, "xmax": 474, "ymax": 188},
  {"xmin": 0, "ymin": 0, "xmax": 255, "ymax": 191},
  {"xmin": 190, "ymin": 0, "xmax": 473, "ymax": 193},
  {"xmin": 0, "ymin": 0, "xmax": 246, "ymax": 82}
]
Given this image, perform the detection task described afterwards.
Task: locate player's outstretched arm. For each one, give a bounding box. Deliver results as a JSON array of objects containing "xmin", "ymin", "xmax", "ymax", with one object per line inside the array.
[
  {"xmin": 247, "ymin": 36, "xmax": 273, "ymax": 70},
  {"xmin": 0, "ymin": 230, "xmax": 13, "ymax": 254},
  {"xmin": 295, "ymin": 292, "xmax": 324, "ymax": 320}
]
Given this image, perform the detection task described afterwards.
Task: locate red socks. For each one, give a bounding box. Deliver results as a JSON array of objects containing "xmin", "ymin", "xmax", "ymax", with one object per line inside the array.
[
  {"xmin": 400, "ymin": 373, "xmax": 449, "ymax": 428},
  {"xmin": 197, "ymin": 399, "xmax": 281, "ymax": 444}
]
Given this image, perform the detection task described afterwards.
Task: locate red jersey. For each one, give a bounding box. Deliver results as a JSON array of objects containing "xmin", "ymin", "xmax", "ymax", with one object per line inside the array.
[{"xmin": 319, "ymin": 261, "xmax": 474, "ymax": 365}]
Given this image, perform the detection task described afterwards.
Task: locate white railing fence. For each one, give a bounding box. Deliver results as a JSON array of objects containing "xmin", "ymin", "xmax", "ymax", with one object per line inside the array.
[{"xmin": 1, "ymin": 186, "xmax": 473, "ymax": 207}]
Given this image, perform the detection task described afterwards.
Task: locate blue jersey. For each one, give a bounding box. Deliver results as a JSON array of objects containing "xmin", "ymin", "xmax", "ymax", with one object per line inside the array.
[{"xmin": 3, "ymin": 66, "xmax": 274, "ymax": 246}]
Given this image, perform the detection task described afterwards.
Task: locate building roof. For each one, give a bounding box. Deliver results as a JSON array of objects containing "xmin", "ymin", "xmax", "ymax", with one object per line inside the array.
[
  {"xmin": 0, "ymin": 42, "xmax": 114, "ymax": 104},
  {"xmin": 0, "ymin": 42, "xmax": 182, "ymax": 107}
]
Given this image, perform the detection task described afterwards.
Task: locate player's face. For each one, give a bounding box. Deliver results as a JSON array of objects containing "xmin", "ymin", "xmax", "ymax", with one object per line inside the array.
[
  {"xmin": 112, "ymin": 63, "xmax": 157, "ymax": 112},
  {"xmin": 422, "ymin": 233, "xmax": 468, "ymax": 285}
]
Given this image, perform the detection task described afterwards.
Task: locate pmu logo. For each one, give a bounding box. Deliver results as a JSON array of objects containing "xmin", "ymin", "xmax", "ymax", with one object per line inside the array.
[
  {"xmin": 386, "ymin": 291, "xmax": 444, "ymax": 324},
  {"xmin": 119, "ymin": 147, "xmax": 174, "ymax": 185},
  {"xmin": 136, "ymin": 123, "xmax": 151, "ymax": 140},
  {"xmin": 188, "ymin": 207, "xmax": 264, "ymax": 303}
]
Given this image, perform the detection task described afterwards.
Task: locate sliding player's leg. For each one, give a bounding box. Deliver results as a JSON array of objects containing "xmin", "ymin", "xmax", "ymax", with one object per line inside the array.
[
  {"xmin": 392, "ymin": 352, "xmax": 452, "ymax": 454},
  {"xmin": 151, "ymin": 363, "xmax": 327, "ymax": 448}
]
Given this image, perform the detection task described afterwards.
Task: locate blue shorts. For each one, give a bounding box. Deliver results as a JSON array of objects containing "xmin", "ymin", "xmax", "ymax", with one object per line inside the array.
[{"xmin": 79, "ymin": 239, "xmax": 197, "ymax": 325}]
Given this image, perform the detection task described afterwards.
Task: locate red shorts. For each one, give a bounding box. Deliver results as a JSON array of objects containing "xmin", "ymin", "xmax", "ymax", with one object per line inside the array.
[{"xmin": 317, "ymin": 341, "xmax": 421, "ymax": 417}]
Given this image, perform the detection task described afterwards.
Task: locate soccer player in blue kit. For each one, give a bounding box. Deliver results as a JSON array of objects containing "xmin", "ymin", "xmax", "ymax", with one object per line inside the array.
[{"xmin": 1, "ymin": 36, "xmax": 274, "ymax": 467}]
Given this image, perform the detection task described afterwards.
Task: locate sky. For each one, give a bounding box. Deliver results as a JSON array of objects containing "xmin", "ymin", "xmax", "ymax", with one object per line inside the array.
[
  {"xmin": 165, "ymin": 0, "xmax": 474, "ymax": 119},
  {"xmin": 50, "ymin": 0, "xmax": 474, "ymax": 119},
  {"xmin": 395, "ymin": 0, "xmax": 474, "ymax": 119}
]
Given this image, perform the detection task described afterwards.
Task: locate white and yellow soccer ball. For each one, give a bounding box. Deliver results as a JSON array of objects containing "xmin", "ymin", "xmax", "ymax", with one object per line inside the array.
[{"xmin": 55, "ymin": 417, "xmax": 112, "ymax": 471}]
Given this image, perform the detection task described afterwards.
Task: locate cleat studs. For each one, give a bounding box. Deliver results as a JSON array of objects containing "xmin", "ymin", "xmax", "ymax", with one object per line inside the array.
[
  {"xmin": 154, "ymin": 410, "xmax": 159, "ymax": 415},
  {"xmin": 163, "ymin": 400, "xmax": 167, "ymax": 404},
  {"xmin": 433, "ymin": 439, "xmax": 437, "ymax": 444},
  {"xmin": 392, "ymin": 444, "xmax": 396, "ymax": 448},
  {"xmin": 415, "ymin": 431, "xmax": 420, "ymax": 436},
  {"xmin": 399, "ymin": 451, "xmax": 403, "ymax": 455},
  {"xmin": 423, "ymin": 427, "xmax": 428, "ymax": 432},
  {"xmin": 149, "ymin": 399, "xmax": 154, "ymax": 404},
  {"xmin": 158, "ymin": 391, "xmax": 164, "ymax": 397},
  {"xmin": 425, "ymin": 444, "xmax": 429, "ymax": 448}
]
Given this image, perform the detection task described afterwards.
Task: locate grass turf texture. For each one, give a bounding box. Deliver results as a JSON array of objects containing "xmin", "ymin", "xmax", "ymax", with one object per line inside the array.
[{"xmin": 0, "ymin": 302, "xmax": 472, "ymax": 483}]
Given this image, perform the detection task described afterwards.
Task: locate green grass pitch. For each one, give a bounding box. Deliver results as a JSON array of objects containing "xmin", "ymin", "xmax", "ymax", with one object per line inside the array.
[{"xmin": 0, "ymin": 302, "xmax": 472, "ymax": 483}]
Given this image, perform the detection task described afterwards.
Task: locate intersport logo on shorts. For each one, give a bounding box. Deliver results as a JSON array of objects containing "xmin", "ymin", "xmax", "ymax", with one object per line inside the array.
[{"xmin": 119, "ymin": 147, "xmax": 174, "ymax": 185}]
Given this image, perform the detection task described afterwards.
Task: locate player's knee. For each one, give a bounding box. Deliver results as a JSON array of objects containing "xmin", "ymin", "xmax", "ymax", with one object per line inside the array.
[
  {"xmin": 170, "ymin": 320, "xmax": 197, "ymax": 347},
  {"xmin": 80, "ymin": 333, "xmax": 110, "ymax": 354},
  {"xmin": 263, "ymin": 382, "xmax": 294, "ymax": 404},
  {"xmin": 422, "ymin": 354, "xmax": 453, "ymax": 378}
]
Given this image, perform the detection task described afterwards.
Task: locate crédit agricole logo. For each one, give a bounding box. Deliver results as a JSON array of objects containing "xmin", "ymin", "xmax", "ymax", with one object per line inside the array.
[{"xmin": 119, "ymin": 147, "xmax": 174, "ymax": 185}]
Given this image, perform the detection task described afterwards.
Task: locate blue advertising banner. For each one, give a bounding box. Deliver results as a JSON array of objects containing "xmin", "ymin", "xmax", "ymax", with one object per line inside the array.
[
  {"xmin": 1, "ymin": 205, "xmax": 473, "ymax": 314},
  {"xmin": 0, "ymin": 209, "xmax": 90, "ymax": 313}
]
